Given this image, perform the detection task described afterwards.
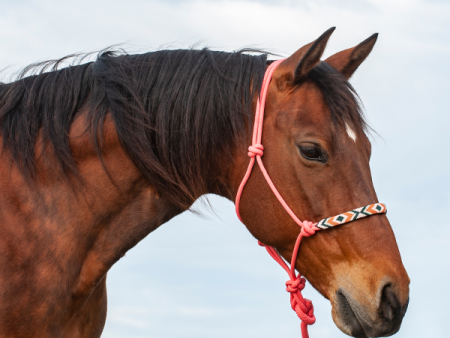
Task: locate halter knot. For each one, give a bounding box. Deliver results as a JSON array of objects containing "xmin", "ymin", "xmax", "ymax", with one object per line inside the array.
[
  {"xmin": 248, "ymin": 144, "xmax": 264, "ymax": 158},
  {"xmin": 286, "ymin": 276, "xmax": 316, "ymax": 327},
  {"xmin": 300, "ymin": 221, "xmax": 317, "ymax": 237},
  {"xmin": 293, "ymin": 297, "xmax": 316, "ymax": 325},
  {"xmin": 286, "ymin": 276, "xmax": 306, "ymax": 293}
]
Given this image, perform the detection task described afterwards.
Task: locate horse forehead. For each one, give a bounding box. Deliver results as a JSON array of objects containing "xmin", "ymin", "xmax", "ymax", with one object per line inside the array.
[
  {"xmin": 270, "ymin": 82, "xmax": 362, "ymax": 143},
  {"xmin": 272, "ymin": 90, "xmax": 326, "ymax": 124},
  {"xmin": 272, "ymin": 82, "xmax": 328, "ymax": 119}
]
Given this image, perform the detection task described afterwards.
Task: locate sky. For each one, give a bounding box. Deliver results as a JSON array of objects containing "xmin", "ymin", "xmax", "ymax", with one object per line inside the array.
[{"xmin": 1, "ymin": 0, "xmax": 449, "ymax": 337}]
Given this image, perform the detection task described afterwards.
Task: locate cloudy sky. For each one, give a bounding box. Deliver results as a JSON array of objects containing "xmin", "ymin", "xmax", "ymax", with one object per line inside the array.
[{"xmin": 1, "ymin": 0, "xmax": 449, "ymax": 337}]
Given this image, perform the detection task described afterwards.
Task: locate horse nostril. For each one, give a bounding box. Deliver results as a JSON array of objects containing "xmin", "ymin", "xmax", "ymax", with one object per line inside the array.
[{"xmin": 379, "ymin": 284, "xmax": 401, "ymax": 322}]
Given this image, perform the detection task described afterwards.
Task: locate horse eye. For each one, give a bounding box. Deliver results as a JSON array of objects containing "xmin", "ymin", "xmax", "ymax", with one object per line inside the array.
[{"xmin": 298, "ymin": 144, "xmax": 327, "ymax": 163}]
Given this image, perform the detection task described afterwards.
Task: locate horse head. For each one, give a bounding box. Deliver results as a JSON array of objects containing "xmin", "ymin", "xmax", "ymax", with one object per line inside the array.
[{"xmin": 235, "ymin": 28, "xmax": 410, "ymax": 337}]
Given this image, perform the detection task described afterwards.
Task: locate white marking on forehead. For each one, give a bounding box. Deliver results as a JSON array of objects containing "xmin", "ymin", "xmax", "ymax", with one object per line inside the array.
[{"xmin": 345, "ymin": 123, "xmax": 357, "ymax": 142}]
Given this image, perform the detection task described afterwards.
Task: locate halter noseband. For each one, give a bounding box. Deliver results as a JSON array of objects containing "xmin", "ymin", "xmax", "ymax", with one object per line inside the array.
[{"xmin": 234, "ymin": 59, "xmax": 387, "ymax": 338}]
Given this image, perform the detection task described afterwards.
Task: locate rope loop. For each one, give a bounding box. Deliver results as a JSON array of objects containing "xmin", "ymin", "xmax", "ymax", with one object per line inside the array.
[
  {"xmin": 248, "ymin": 144, "xmax": 264, "ymax": 158},
  {"xmin": 294, "ymin": 298, "xmax": 315, "ymax": 325}
]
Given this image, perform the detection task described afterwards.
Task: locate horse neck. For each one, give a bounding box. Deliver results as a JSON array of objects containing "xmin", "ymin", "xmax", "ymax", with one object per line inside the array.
[
  {"xmin": 0, "ymin": 98, "xmax": 248, "ymax": 328},
  {"xmin": 33, "ymin": 111, "xmax": 183, "ymax": 300},
  {"xmin": 0, "ymin": 109, "xmax": 185, "ymax": 332},
  {"xmin": 65, "ymin": 109, "xmax": 249, "ymax": 299}
]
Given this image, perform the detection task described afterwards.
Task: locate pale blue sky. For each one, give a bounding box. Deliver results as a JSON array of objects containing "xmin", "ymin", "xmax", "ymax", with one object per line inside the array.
[{"xmin": 1, "ymin": 0, "xmax": 449, "ymax": 337}]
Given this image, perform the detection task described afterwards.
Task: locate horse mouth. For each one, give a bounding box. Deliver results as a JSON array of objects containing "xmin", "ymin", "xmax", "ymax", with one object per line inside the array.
[{"xmin": 335, "ymin": 290, "xmax": 367, "ymax": 338}]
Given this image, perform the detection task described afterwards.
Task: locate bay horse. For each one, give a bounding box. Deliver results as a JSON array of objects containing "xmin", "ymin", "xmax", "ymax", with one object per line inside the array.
[{"xmin": 0, "ymin": 28, "xmax": 409, "ymax": 337}]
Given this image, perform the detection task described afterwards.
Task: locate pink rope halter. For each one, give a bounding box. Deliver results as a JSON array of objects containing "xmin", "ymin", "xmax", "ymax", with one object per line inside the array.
[{"xmin": 235, "ymin": 59, "xmax": 387, "ymax": 338}]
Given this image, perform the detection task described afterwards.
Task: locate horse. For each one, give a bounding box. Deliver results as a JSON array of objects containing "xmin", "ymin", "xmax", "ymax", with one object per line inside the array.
[{"xmin": 0, "ymin": 27, "xmax": 409, "ymax": 337}]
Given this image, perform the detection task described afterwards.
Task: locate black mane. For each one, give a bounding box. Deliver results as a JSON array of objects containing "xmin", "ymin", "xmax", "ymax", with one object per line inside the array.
[
  {"xmin": 0, "ymin": 49, "xmax": 366, "ymax": 210},
  {"xmin": 0, "ymin": 49, "xmax": 267, "ymax": 208}
]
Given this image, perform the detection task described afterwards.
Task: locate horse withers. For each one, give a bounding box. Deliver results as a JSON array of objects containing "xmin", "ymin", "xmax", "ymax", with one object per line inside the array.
[{"xmin": 0, "ymin": 28, "xmax": 409, "ymax": 337}]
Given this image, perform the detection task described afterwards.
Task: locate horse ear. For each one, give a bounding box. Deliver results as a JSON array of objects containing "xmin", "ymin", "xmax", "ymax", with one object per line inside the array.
[
  {"xmin": 275, "ymin": 27, "xmax": 335, "ymax": 88},
  {"xmin": 325, "ymin": 33, "xmax": 378, "ymax": 79}
]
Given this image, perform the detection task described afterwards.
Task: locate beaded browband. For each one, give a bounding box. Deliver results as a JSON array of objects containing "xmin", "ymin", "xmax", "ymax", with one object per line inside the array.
[{"xmin": 234, "ymin": 59, "xmax": 387, "ymax": 338}]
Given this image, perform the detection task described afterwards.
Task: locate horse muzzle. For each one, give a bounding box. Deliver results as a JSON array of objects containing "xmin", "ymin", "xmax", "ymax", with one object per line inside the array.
[{"xmin": 331, "ymin": 281, "xmax": 409, "ymax": 337}]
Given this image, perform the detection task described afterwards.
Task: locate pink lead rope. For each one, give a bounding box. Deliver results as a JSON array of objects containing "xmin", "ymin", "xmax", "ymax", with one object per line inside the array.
[{"xmin": 234, "ymin": 59, "xmax": 387, "ymax": 338}]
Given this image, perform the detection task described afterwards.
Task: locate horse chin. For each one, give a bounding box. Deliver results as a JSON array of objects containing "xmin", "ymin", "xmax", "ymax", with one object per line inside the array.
[
  {"xmin": 331, "ymin": 291, "xmax": 367, "ymax": 338},
  {"xmin": 331, "ymin": 289, "xmax": 406, "ymax": 338}
]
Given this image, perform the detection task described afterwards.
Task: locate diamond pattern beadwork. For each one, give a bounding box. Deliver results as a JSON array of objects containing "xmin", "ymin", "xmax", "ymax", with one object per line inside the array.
[{"xmin": 316, "ymin": 203, "xmax": 387, "ymax": 229}]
